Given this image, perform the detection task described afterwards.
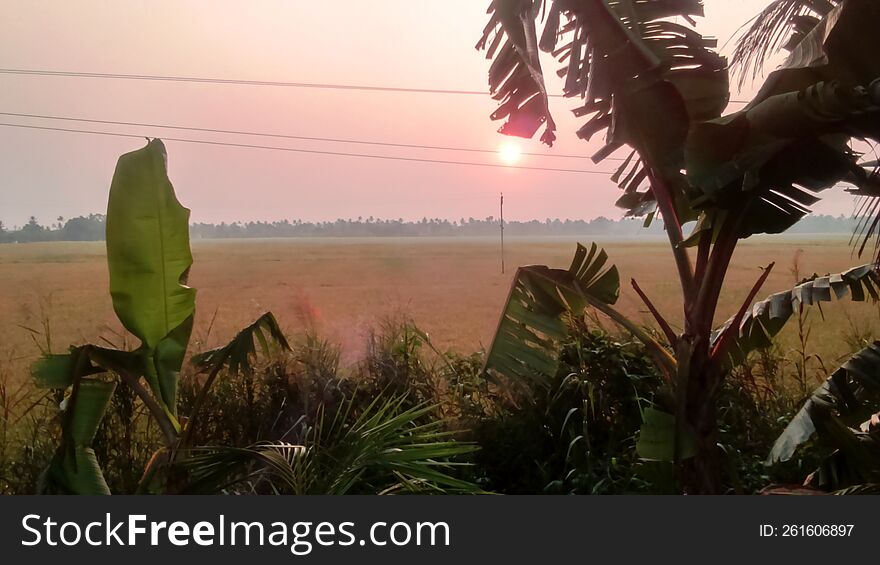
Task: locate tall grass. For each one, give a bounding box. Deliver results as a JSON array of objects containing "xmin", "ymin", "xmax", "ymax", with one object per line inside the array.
[
  {"xmin": 0, "ymin": 355, "xmax": 57, "ymax": 494},
  {"xmin": 0, "ymin": 309, "xmax": 856, "ymax": 495}
]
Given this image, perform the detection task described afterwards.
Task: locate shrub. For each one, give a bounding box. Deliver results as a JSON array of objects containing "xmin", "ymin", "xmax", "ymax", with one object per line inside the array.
[{"xmin": 470, "ymin": 319, "xmax": 664, "ymax": 494}]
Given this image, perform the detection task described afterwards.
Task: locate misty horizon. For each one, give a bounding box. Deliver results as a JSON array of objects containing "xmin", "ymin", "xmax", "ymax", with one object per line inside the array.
[{"xmin": 0, "ymin": 211, "xmax": 860, "ymax": 244}]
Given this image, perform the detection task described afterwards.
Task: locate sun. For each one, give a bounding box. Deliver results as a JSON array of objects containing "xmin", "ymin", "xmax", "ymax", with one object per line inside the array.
[{"xmin": 498, "ymin": 141, "xmax": 522, "ymax": 165}]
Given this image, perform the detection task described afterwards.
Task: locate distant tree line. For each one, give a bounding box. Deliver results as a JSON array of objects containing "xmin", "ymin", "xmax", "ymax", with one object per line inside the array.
[
  {"xmin": 0, "ymin": 214, "xmax": 107, "ymax": 243},
  {"xmin": 0, "ymin": 213, "xmax": 861, "ymax": 243},
  {"xmin": 189, "ymin": 216, "xmax": 667, "ymax": 238}
]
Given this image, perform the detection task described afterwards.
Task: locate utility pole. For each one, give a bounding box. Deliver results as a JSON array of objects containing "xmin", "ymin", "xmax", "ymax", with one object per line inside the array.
[{"xmin": 500, "ymin": 192, "xmax": 505, "ymax": 274}]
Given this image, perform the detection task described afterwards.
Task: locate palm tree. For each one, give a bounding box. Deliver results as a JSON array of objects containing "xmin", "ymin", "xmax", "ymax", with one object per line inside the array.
[{"xmin": 477, "ymin": 0, "xmax": 880, "ymax": 493}]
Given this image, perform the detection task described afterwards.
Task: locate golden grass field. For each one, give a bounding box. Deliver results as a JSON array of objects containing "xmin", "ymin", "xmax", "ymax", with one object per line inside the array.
[{"xmin": 0, "ymin": 235, "xmax": 877, "ymax": 382}]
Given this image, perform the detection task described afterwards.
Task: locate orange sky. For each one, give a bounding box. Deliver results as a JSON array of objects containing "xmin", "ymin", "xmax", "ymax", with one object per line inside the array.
[{"xmin": 0, "ymin": 1, "xmax": 857, "ymax": 227}]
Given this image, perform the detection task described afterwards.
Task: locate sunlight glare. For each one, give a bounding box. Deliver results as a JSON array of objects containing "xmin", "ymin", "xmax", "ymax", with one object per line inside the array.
[{"xmin": 498, "ymin": 142, "xmax": 522, "ymax": 165}]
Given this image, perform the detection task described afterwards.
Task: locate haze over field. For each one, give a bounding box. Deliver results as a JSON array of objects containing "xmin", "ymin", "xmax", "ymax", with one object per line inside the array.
[
  {"xmin": 0, "ymin": 0, "xmax": 858, "ymax": 228},
  {"xmin": 2, "ymin": 236, "xmax": 875, "ymax": 382}
]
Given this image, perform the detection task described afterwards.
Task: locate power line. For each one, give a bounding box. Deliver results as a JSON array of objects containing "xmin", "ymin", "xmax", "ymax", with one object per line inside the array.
[
  {"xmin": 0, "ymin": 68, "xmax": 751, "ymax": 103},
  {"xmin": 0, "ymin": 121, "xmax": 615, "ymax": 175},
  {"xmin": 0, "ymin": 68, "xmax": 520, "ymax": 96},
  {"xmin": 0, "ymin": 111, "xmax": 621, "ymax": 161}
]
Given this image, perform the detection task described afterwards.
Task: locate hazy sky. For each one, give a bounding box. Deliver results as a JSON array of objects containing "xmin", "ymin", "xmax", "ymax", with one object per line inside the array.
[{"xmin": 0, "ymin": 0, "xmax": 857, "ymax": 227}]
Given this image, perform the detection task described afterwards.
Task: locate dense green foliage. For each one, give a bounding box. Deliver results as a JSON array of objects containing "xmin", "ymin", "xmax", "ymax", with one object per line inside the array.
[
  {"xmin": 3, "ymin": 315, "xmax": 856, "ymax": 495},
  {"xmin": 473, "ymin": 322, "xmax": 663, "ymax": 494}
]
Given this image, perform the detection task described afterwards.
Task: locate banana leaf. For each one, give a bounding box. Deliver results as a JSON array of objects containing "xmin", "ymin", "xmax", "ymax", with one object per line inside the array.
[
  {"xmin": 476, "ymin": 0, "xmax": 557, "ymax": 145},
  {"xmin": 768, "ymin": 340, "xmax": 880, "ymax": 490},
  {"xmin": 32, "ymin": 346, "xmax": 153, "ymax": 493},
  {"xmin": 106, "ymin": 138, "xmax": 195, "ymax": 416},
  {"xmin": 191, "ymin": 312, "xmax": 290, "ymax": 376},
  {"xmin": 713, "ymin": 263, "xmax": 880, "ymax": 367},
  {"xmin": 478, "ymin": 0, "xmax": 728, "ymax": 218},
  {"xmin": 180, "ymin": 312, "xmax": 291, "ymax": 447},
  {"xmin": 483, "ymin": 242, "xmax": 620, "ymax": 385},
  {"xmin": 769, "ymin": 340, "xmax": 880, "ymax": 464},
  {"xmin": 636, "ymin": 407, "xmax": 697, "ymax": 462},
  {"xmin": 687, "ymin": 0, "xmax": 880, "ymax": 239},
  {"xmin": 731, "ymin": 0, "xmax": 841, "ymax": 87},
  {"xmin": 34, "ymin": 347, "xmax": 117, "ymax": 494},
  {"xmin": 52, "ymin": 378, "xmax": 117, "ymax": 494}
]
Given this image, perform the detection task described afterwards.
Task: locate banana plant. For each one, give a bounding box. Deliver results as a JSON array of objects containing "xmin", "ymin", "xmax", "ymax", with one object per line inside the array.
[
  {"xmin": 477, "ymin": 0, "xmax": 880, "ymax": 493},
  {"xmin": 32, "ymin": 139, "xmax": 192, "ymax": 493},
  {"xmin": 31, "ymin": 140, "xmax": 288, "ymax": 493}
]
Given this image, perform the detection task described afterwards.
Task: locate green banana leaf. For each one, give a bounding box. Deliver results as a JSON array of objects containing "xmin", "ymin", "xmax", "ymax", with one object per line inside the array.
[
  {"xmin": 636, "ymin": 407, "xmax": 697, "ymax": 462},
  {"xmin": 482, "ymin": 242, "xmax": 620, "ymax": 385},
  {"xmin": 768, "ymin": 340, "xmax": 880, "ymax": 490},
  {"xmin": 106, "ymin": 138, "xmax": 195, "ymax": 415},
  {"xmin": 191, "ymin": 312, "xmax": 290, "ymax": 376},
  {"xmin": 32, "ymin": 351, "xmax": 102, "ymax": 388},
  {"xmin": 59, "ymin": 378, "xmax": 117, "ymax": 494},
  {"xmin": 32, "ymin": 346, "xmax": 150, "ymax": 494},
  {"xmin": 36, "ymin": 352, "xmax": 117, "ymax": 495},
  {"xmin": 769, "ymin": 340, "xmax": 880, "ymax": 464},
  {"xmin": 713, "ymin": 263, "xmax": 880, "ymax": 367}
]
